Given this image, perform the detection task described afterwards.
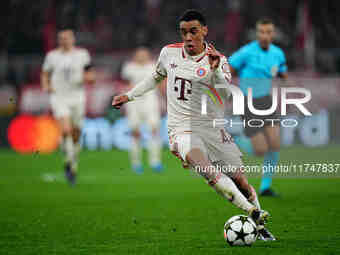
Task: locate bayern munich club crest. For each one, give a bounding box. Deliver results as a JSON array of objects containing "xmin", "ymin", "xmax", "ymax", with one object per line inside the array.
[{"xmin": 196, "ymin": 67, "xmax": 207, "ymax": 77}]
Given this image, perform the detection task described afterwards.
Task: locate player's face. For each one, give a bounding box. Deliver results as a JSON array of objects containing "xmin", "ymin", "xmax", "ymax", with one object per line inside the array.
[
  {"xmin": 256, "ymin": 24, "xmax": 275, "ymax": 49},
  {"xmin": 179, "ymin": 20, "xmax": 207, "ymax": 56},
  {"xmin": 134, "ymin": 48, "xmax": 151, "ymax": 65},
  {"xmin": 58, "ymin": 30, "xmax": 75, "ymax": 50}
]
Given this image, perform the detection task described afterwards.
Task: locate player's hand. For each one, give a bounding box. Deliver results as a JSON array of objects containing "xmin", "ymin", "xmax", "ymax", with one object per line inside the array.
[
  {"xmin": 42, "ymin": 85, "xmax": 55, "ymax": 93},
  {"xmin": 112, "ymin": 95, "xmax": 129, "ymax": 109},
  {"xmin": 207, "ymin": 43, "xmax": 222, "ymax": 71}
]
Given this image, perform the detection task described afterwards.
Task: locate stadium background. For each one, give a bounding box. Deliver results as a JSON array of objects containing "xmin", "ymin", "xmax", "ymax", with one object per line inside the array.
[{"xmin": 1, "ymin": 1, "xmax": 340, "ymax": 255}]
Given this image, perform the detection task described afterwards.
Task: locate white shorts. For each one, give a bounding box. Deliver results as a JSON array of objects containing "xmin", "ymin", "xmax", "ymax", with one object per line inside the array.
[
  {"xmin": 50, "ymin": 92, "xmax": 86, "ymax": 127},
  {"xmin": 169, "ymin": 127, "xmax": 243, "ymax": 171},
  {"xmin": 126, "ymin": 93, "xmax": 160, "ymax": 130}
]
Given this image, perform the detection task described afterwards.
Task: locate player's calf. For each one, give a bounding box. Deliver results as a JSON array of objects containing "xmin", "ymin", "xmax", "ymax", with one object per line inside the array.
[
  {"xmin": 230, "ymin": 170, "xmax": 253, "ymax": 198},
  {"xmin": 186, "ymin": 148, "xmax": 257, "ymax": 213},
  {"xmin": 149, "ymin": 127, "xmax": 163, "ymax": 172},
  {"xmin": 230, "ymin": 170, "xmax": 261, "ymax": 208},
  {"xmin": 58, "ymin": 118, "xmax": 78, "ymax": 176},
  {"xmin": 130, "ymin": 129, "xmax": 142, "ymax": 172}
]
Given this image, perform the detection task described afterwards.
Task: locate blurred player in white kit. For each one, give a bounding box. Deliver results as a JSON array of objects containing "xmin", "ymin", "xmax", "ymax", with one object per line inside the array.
[
  {"xmin": 41, "ymin": 29, "xmax": 95, "ymax": 185},
  {"xmin": 121, "ymin": 47, "xmax": 163, "ymax": 173}
]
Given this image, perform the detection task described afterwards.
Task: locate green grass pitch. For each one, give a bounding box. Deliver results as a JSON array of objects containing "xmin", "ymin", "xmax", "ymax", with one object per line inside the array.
[{"xmin": 0, "ymin": 145, "xmax": 340, "ymax": 255}]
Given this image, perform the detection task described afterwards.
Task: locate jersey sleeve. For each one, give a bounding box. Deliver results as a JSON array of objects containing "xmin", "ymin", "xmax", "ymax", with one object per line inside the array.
[
  {"xmin": 42, "ymin": 52, "xmax": 53, "ymax": 72},
  {"xmin": 228, "ymin": 46, "xmax": 248, "ymax": 71},
  {"xmin": 121, "ymin": 63, "xmax": 132, "ymax": 81},
  {"xmin": 125, "ymin": 47, "xmax": 167, "ymax": 101},
  {"xmin": 278, "ymin": 50, "xmax": 288, "ymax": 74},
  {"xmin": 83, "ymin": 50, "xmax": 91, "ymax": 65},
  {"xmin": 154, "ymin": 47, "xmax": 167, "ymax": 81},
  {"xmin": 83, "ymin": 50, "xmax": 93, "ymax": 71}
]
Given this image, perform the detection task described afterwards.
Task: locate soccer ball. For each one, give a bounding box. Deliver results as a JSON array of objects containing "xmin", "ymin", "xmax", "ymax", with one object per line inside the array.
[{"xmin": 224, "ymin": 215, "xmax": 258, "ymax": 246}]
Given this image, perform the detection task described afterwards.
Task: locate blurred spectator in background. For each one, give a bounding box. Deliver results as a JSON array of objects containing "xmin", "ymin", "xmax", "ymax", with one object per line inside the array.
[{"xmin": 2, "ymin": 0, "xmax": 340, "ymax": 93}]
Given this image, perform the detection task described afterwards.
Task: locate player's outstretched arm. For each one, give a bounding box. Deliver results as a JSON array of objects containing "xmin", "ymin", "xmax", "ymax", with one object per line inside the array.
[
  {"xmin": 40, "ymin": 71, "xmax": 54, "ymax": 93},
  {"xmin": 112, "ymin": 71, "xmax": 165, "ymax": 109},
  {"xmin": 113, "ymin": 46, "xmax": 167, "ymax": 109}
]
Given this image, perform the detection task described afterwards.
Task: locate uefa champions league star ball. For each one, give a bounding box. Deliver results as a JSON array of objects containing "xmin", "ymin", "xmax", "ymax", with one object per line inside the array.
[{"xmin": 224, "ymin": 215, "xmax": 258, "ymax": 246}]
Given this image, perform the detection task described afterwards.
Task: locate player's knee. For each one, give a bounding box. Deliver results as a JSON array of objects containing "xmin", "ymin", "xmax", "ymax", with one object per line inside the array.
[
  {"xmin": 72, "ymin": 128, "xmax": 81, "ymax": 143},
  {"xmin": 254, "ymin": 147, "xmax": 268, "ymax": 157},
  {"xmin": 131, "ymin": 130, "xmax": 141, "ymax": 138},
  {"xmin": 186, "ymin": 148, "xmax": 203, "ymax": 168},
  {"xmin": 151, "ymin": 127, "xmax": 159, "ymax": 136},
  {"xmin": 186, "ymin": 148, "xmax": 215, "ymax": 180},
  {"xmin": 185, "ymin": 151, "xmax": 194, "ymax": 166},
  {"xmin": 269, "ymin": 140, "xmax": 280, "ymax": 151},
  {"xmin": 255, "ymin": 148, "xmax": 268, "ymax": 157},
  {"xmin": 61, "ymin": 125, "xmax": 72, "ymax": 136}
]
